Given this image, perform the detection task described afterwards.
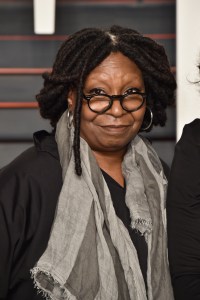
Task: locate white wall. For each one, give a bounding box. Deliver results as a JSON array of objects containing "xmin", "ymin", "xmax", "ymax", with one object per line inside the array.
[{"xmin": 177, "ymin": 0, "xmax": 200, "ymax": 140}]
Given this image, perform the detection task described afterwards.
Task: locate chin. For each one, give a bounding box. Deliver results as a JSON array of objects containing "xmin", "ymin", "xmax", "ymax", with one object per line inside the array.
[{"xmin": 98, "ymin": 140, "xmax": 130, "ymax": 152}]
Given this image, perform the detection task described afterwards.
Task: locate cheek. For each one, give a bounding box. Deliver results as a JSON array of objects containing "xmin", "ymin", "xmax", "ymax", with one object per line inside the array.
[
  {"xmin": 79, "ymin": 106, "xmax": 99, "ymax": 140},
  {"xmin": 131, "ymin": 106, "xmax": 146, "ymax": 125},
  {"xmin": 80, "ymin": 106, "xmax": 97, "ymax": 125}
]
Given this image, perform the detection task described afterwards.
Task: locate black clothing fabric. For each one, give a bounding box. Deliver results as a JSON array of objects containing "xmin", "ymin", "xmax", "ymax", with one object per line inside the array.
[
  {"xmin": 101, "ymin": 170, "xmax": 148, "ymax": 288},
  {"xmin": 167, "ymin": 119, "xmax": 200, "ymax": 300},
  {"xmin": 0, "ymin": 131, "xmax": 62, "ymax": 300},
  {"xmin": 0, "ymin": 131, "xmax": 147, "ymax": 300}
]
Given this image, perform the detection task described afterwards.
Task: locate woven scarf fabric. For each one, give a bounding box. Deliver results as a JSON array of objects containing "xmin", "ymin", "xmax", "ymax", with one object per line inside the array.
[{"xmin": 31, "ymin": 111, "xmax": 174, "ymax": 300}]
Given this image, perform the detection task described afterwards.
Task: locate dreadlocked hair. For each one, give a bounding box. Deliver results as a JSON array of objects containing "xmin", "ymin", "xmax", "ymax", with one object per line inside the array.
[{"xmin": 36, "ymin": 25, "xmax": 176, "ymax": 176}]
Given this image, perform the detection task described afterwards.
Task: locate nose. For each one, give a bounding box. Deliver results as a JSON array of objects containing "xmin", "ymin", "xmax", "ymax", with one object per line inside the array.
[{"xmin": 107, "ymin": 98, "xmax": 125, "ymax": 117}]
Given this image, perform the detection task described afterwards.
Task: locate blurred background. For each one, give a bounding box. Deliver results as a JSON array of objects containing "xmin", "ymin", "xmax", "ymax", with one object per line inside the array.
[{"xmin": 0, "ymin": 0, "xmax": 176, "ymax": 168}]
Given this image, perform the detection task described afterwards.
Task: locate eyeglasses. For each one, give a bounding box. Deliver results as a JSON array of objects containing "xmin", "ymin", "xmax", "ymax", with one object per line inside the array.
[{"xmin": 83, "ymin": 89, "xmax": 146, "ymax": 114}]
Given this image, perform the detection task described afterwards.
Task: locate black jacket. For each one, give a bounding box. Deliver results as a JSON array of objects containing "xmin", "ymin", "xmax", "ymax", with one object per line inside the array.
[
  {"xmin": 0, "ymin": 131, "xmax": 62, "ymax": 299},
  {"xmin": 167, "ymin": 119, "xmax": 200, "ymax": 299}
]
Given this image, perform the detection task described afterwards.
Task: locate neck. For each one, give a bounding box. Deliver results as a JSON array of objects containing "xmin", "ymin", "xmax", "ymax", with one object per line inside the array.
[{"xmin": 92, "ymin": 148, "xmax": 126, "ymax": 187}]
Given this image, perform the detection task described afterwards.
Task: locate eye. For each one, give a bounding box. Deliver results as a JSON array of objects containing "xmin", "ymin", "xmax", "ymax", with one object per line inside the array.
[
  {"xmin": 89, "ymin": 88, "xmax": 105, "ymax": 95},
  {"xmin": 125, "ymin": 88, "xmax": 140, "ymax": 95}
]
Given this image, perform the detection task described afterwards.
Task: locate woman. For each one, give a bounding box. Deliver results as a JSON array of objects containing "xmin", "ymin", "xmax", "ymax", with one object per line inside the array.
[
  {"xmin": 167, "ymin": 117, "xmax": 200, "ymax": 299},
  {"xmin": 0, "ymin": 25, "xmax": 176, "ymax": 299}
]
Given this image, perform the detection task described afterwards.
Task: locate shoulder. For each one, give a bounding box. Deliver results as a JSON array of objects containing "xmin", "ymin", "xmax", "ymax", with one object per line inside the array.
[
  {"xmin": 0, "ymin": 130, "xmax": 62, "ymax": 208},
  {"xmin": 174, "ymin": 119, "xmax": 200, "ymax": 163},
  {"xmin": 169, "ymin": 119, "xmax": 200, "ymax": 188},
  {"xmin": 179, "ymin": 118, "xmax": 200, "ymax": 145},
  {"xmin": 1, "ymin": 130, "xmax": 60, "ymax": 177},
  {"xmin": 184, "ymin": 118, "xmax": 200, "ymax": 132}
]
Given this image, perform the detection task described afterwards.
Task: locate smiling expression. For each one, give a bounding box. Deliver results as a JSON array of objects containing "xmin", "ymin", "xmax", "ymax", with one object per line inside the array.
[{"xmin": 68, "ymin": 52, "xmax": 146, "ymax": 154}]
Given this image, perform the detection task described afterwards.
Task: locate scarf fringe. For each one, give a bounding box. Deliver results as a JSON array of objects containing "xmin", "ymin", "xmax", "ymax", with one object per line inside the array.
[
  {"xmin": 130, "ymin": 218, "xmax": 152, "ymax": 235},
  {"xmin": 30, "ymin": 267, "xmax": 77, "ymax": 300}
]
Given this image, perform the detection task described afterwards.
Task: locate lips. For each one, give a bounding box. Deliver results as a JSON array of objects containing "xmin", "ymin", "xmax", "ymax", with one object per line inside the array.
[
  {"xmin": 100, "ymin": 124, "xmax": 130, "ymax": 128},
  {"xmin": 99, "ymin": 124, "xmax": 130, "ymax": 133}
]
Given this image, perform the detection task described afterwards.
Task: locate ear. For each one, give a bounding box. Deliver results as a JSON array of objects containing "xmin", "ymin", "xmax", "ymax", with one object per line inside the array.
[{"xmin": 67, "ymin": 90, "xmax": 76, "ymax": 111}]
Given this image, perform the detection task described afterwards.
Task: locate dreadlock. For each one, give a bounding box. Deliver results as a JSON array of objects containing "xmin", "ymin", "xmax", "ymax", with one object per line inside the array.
[{"xmin": 36, "ymin": 25, "xmax": 176, "ymax": 176}]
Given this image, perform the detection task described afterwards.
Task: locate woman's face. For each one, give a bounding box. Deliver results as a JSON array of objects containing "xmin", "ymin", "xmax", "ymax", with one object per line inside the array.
[{"xmin": 68, "ymin": 52, "xmax": 146, "ymax": 153}]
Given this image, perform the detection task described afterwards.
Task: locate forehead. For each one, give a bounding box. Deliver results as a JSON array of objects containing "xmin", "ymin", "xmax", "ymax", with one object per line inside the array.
[{"xmin": 85, "ymin": 52, "xmax": 144, "ymax": 86}]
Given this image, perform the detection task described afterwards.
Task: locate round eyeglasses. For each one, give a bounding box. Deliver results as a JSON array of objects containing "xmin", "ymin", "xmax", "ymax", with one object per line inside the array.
[{"xmin": 83, "ymin": 89, "xmax": 146, "ymax": 114}]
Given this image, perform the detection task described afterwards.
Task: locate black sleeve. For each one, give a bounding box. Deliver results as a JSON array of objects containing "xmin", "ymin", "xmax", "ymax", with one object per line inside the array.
[
  {"xmin": 0, "ymin": 170, "xmax": 22, "ymax": 299},
  {"xmin": 167, "ymin": 119, "xmax": 200, "ymax": 300},
  {"xmin": 0, "ymin": 148, "xmax": 62, "ymax": 299},
  {"xmin": 0, "ymin": 166, "xmax": 46, "ymax": 299},
  {"xmin": 0, "ymin": 167, "xmax": 42, "ymax": 299}
]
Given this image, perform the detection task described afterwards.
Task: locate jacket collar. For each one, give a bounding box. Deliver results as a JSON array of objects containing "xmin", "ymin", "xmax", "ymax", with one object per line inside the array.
[{"xmin": 33, "ymin": 130, "xmax": 59, "ymax": 160}]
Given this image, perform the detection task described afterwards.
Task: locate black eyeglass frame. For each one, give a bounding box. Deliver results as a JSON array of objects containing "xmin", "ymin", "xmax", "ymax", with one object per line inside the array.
[{"xmin": 83, "ymin": 90, "xmax": 147, "ymax": 114}]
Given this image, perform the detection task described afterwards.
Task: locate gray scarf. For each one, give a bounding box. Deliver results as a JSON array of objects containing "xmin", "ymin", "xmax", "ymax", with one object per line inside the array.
[{"xmin": 31, "ymin": 111, "xmax": 174, "ymax": 300}]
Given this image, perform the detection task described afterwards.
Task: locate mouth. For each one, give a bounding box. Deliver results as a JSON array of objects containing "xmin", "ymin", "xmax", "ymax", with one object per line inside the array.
[{"xmin": 99, "ymin": 125, "xmax": 130, "ymax": 133}]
